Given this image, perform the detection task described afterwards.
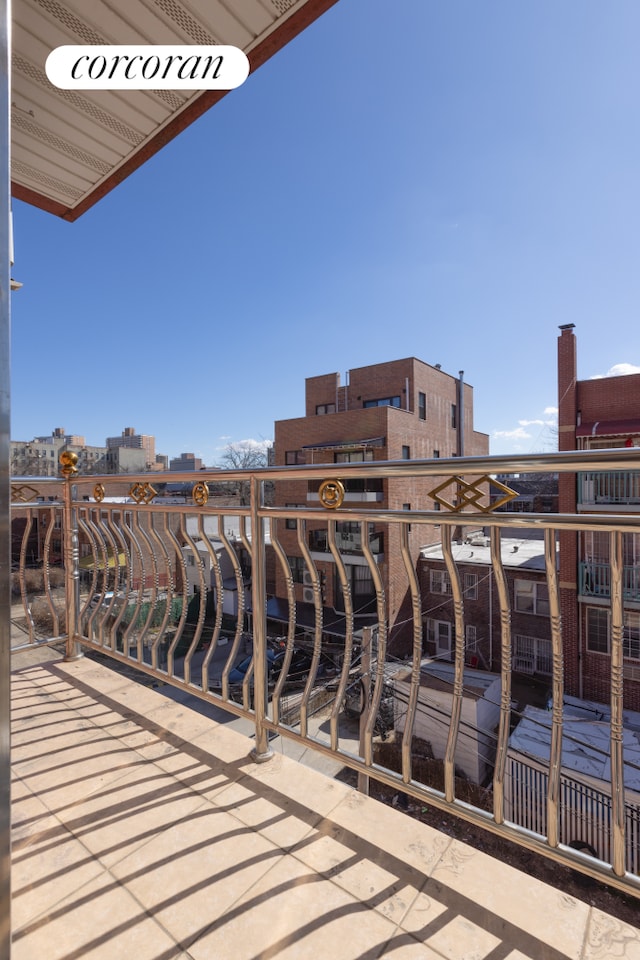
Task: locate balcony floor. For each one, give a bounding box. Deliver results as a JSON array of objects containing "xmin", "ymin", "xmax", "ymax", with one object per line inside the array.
[{"xmin": 10, "ymin": 650, "xmax": 640, "ymax": 960}]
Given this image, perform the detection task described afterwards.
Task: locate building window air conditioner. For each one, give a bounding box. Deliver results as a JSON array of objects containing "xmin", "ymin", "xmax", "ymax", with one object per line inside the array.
[{"xmin": 302, "ymin": 587, "xmax": 315, "ymax": 603}]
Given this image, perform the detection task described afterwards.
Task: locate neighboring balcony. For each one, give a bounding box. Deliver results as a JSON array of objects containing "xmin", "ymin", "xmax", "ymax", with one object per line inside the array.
[
  {"xmin": 309, "ymin": 526, "xmax": 384, "ymax": 557},
  {"xmin": 579, "ymin": 560, "xmax": 640, "ymax": 601},
  {"xmin": 579, "ymin": 471, "xmax": 640, "ymax": 509},
  {"xmin": 307, "ymin": 478, "xmax": 384, "ymax": 503}
]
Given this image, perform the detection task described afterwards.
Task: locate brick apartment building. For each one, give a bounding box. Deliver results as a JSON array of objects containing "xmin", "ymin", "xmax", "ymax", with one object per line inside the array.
[
  {"xmin": 272, "ymin": 357, "xmax": 489, "ymax": 651},
  {"xmin": 558, "ymin": 324, "xmax": 640, "ymax": 709},
  {"xmin": 420, "ymin": 537, "xmax": 554, "ymax": 676}
]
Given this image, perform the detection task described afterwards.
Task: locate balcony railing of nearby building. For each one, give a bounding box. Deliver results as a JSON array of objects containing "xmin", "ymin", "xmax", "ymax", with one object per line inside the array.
[
  {"xmin": 579, "ymin": 470, "xmax": 640, "ymax": 507},
  {"xmin": 7, "ymin": 447, "xmax": 640, "ymax": 904},
  {"xmin": 580, "ymin": 561, "xmax": 640, "ymax": 601}
]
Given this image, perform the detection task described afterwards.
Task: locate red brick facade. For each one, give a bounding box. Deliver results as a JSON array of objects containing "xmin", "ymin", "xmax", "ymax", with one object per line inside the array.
[
  {"xmin": 273, "ymin": 358, "xmax": 489, "ymax": 652},
  {"xmin": 557, "ymin": 325, "xmax": 640, "ymax": 709}
]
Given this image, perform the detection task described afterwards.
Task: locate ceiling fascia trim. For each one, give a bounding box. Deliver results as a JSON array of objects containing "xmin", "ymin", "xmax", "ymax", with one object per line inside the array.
[{"xmin": 11, "ymin": 0, "xmax": 339, "ymax": 221}]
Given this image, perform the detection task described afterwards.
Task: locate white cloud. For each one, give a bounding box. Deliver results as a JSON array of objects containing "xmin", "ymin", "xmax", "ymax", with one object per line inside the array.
[
  {"xmin": 493, "ymin": 427, "xmax": 532, "ymax": 440},
  {"xmin": 492, "ymin": 404, "xmax": 558, "ymax": 452},
  {"xmin": 590, "ymin": 362, "xmax": 640, "ymax": 380}
]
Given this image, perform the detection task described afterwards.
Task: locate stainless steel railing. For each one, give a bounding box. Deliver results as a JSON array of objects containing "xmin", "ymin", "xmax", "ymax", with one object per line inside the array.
[{"xmin": 8, "ymin": 446, "xmax": 640, "ymax": 897}]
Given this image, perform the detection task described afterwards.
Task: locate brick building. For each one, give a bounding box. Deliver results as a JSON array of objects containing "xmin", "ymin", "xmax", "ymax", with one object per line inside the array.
[
  {"xmin": 558, "ymin": 324, "xmax": 640, "ymax": 709},
  {"xmin": 420, "ymin": 537, "xmax": 554, "ymax": 676},
  {"xmin": 272, "ymin": 357, "xmax": 489, "ymax": 651}
]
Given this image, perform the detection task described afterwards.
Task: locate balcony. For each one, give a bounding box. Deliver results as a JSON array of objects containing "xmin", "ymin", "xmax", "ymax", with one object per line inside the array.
[
  {"xmin": 579, "ymin": 561, "xmax": 640, "ymax": 601},
  {"xmin": 579, "ymin": 471, "xmax": 640, "ymax": 509},
  {"xmin": 11, "ymin": 645, "xmax": 633, "ymax": 959},
  {"xmin": 6, "ymin": 448, "xmax": 640, "ymax": 956}
]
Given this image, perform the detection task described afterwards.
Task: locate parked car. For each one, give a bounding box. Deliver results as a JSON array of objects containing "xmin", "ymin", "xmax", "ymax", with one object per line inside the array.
[{"xmin": 228, "ymin": 646, "xmax": 320, "ymax": 689}]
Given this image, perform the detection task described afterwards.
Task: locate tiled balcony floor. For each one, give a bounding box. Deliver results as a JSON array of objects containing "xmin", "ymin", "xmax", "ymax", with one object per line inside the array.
[{"xmin": 10, "ymin": 651, "xmax": 640, "ymax": 960}]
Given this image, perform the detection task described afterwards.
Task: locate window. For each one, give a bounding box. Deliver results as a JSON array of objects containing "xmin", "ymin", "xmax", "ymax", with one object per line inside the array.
[
  {"xmin": 466, "ymin": 625, "xmax": 477, "ymax": 651},
  {"xmin": 402, "ymin": 445, "xmax": 410, "ymax": 460},
  {"xmin": 430, "ymin": 570, "xmax": 452, "ymax": 594},
  {"xmin": 433, "ymin": 501, "xmax": 441, "ymax": 511},
  {"xmin": 433, "ymin": 449, "xmax": 440, "ymax": 459},
  {"xmin": 287, "ymin": 556, "xmax": 306, "ymax": 583},
  {"xmin": 514, "ymin": 635, "xmax": 553, "ymax": 675},
  {"xmin": 586, "ymin": 608, "xmax": 640, "ymax": 659},
  {"xmin": 419, "ymin": 392, "xmax": 426, "ymax": 420},
  {"xmin": 316, "ymin": 403, "xmax": 335, "ymax": 415},
  {"xmin": 464, "ymin": 573, "xmax": 478, "ymax": 599},
  {"xmin": 335, "ymin": 450, "xmax": 373, "ymax": 464},
  {"xmin": 285, "ymin": 504, "xmax": 300, "ymax": 530},
  {"xmin": 426, "ymin": 618, "xmax": 452, "ymax": 657},
  {"xmin": 514, "ymin": 579, "xmax": 549, "ymax": 616},
  {"xmin": 335, "ymin": 564, "xmax": 376, "ymax": 614},
  {"xmin": 451, "ymin": 404, "xmax": 457, "ymax": 429},
  {"xmin": 285, "ymin": 450, "xmax": 305, "ymax": 465},
  {"xmin": 363, "ymin": 396, "xmax": 401, "ymax": 408}
]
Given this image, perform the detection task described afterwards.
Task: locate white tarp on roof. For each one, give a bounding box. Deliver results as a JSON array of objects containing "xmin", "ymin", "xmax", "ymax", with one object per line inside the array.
[{"xmin": 509, "ymin": 705, "xmax": 640, "ymax": 793}]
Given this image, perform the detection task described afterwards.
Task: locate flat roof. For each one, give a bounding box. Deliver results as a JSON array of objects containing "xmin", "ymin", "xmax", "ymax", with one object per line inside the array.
[{"xmin": 421, "ymin": 536, "xmax": 553, "ymax": 571}]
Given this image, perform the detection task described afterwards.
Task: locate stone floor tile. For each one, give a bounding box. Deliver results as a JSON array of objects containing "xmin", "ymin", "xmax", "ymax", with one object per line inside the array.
[
  {"xmin": 583, "ymin": 907, "xmax": 640, "ymax": 960},
  {"xmin": 56, "ymin": 763, "xmax": 212, "ymax": 868},
  {"xmin": 11, "ymin": 823, "xmax": 107, "ymax": 930},
  {"xmin": 429, "ymin": 838, "xmax": 591, "ymax": 960},
  {"xmin": 110, "ymin": 801, "xmax": 283, "ymax": 947},
  {"xmin": 12, "ymin": 872, "xmax": 179, "ymax": 960},
  {"xmin": 186, "ymin": 855, "xmax": 399, "ymax": 960}
]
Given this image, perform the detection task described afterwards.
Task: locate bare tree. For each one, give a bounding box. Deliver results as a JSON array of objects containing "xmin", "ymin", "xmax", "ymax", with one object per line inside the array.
[
  {"xmin": 219, "ymin": 441, "xmax": 270, "ymax": 471},
  {"xmin": 217, "ymin": 441, "xmax": 273, "ymax": 504}
]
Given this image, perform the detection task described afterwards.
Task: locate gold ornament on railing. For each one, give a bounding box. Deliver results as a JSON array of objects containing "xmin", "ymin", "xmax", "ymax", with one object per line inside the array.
[
  {"xmin": 428, "ymin": 474, "xmax": 518, "ymax": 513},
  {"xmin": 11, "ymin": 483, "xmax": 40, "ymax": 503},
  {"xmin": 59, "ymin": 451, "xmax": 79, "ymax": 478},
  {"xmin": 192, "ymin": 481, "xmax": 209, "ymax": 506},
  {"xmin": 93, "ymin": 483, "xmax": 105, "ymax": 503},
  {"xmin": 129, "ymin": 481, "xmax": 157, "ymax": 504},
  {"xmin": 319, "ymin": 478, "xmax": 345, "ymax": 510}
]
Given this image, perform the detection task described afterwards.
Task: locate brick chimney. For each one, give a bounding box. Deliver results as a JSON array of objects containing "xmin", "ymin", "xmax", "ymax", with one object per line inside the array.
[{"xmin": 557, "ymin": 324, "xmax": 577, "ymax": 453}]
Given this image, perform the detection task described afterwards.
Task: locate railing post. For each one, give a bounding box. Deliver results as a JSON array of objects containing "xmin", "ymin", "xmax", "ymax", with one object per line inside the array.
[
  {"xmin": 60, "ymin": 453, "xmax": 82, "ymax": 661},
  {"xmin": 250, "ymin": 473, "xmax": 273, "ymax": 763},
  {"xmin": 358, "ymin": 625, "xmax": 371, "ymax": 795}
]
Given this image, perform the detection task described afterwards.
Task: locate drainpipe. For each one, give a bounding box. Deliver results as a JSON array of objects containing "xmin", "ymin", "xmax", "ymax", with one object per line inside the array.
[{"xmin": 457, "ymin": 371, "xmax": 465, "ymax": 457}]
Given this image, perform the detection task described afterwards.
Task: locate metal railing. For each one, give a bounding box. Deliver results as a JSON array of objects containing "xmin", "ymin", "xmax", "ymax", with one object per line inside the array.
[
  {"xmin": 580, "ymin": 560, "xmax": 640, "ymax": 601},
  {"xmin": 8, "ymin": 447, "xmax": 640, "ymax": 898},
  {"xmin": 579, "ymin": 470, "xmax": 640, "ymax": 506}
]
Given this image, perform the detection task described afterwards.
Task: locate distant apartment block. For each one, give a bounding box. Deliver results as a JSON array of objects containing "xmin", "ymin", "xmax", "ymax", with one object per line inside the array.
[
  {"xmin": 273, "ymin": 357, "xmax": 489, "ymax": 651},
  {"xmin": 170, "ymin": 452, "xmax": 203, "ymax": 472},
  {"xmin": 558, "ymin": 324, "xmax": 640, "ymax": 710},
  {"xmin": 106, "ymin": 426, "xmax": 156, "ymax": 469},
  {"xmin": 11, "ymin": 425, "xmax": 166, "ymax": 476}
]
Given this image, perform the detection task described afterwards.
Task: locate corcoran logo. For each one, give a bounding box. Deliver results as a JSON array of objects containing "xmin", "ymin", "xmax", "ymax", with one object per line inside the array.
[{"xmin": 45, "ymin": 45, "xmax": 249, "ymax": 90}]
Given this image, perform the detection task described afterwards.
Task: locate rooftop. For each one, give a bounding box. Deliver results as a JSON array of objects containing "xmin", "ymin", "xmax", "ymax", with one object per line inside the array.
[
  {"xmin": 421, "ymin": 536, "xmax": 552, "ymax": 571},
  {"xmin": 11, "ymin": 648, "xmax": 640, "ymax": 959}
]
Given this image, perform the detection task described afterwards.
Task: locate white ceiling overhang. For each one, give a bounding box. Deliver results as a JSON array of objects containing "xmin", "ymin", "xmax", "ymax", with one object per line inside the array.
[{"xmin": 11, "ymin": 0, "xmax": 338, "ymax": 220}]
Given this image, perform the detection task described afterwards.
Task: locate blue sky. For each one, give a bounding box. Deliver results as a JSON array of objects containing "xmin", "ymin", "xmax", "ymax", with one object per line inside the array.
[{"xmin": 11, "ymin": 0, "xmax": 640, "ymax": 464}]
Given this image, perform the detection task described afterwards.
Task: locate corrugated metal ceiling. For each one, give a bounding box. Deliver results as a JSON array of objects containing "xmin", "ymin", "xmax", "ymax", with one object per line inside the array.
[{"xmin": 11, "ymin": 0, "xmax": 337, "ymax": 220}]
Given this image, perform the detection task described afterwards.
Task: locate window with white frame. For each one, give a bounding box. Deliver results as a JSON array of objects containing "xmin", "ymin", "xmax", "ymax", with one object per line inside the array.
[
  {"xmin": 514, "ymin": 579, "xmax": 550, "ymax": 616},
  {"xmin": 430, "ymin": 569, "xmax": 452, "ymax": 594},
  {"xmin": 465, "ymin": 624, "xmax": 477, "ymax": 650},
  {"xmin": 463, "ymin": 573, "xmax": 478, "ymax": 599},
  {"xmin": 426, "ymin": 618, "xmax": 453, "ymax": 656},
  {"xmin": 586, "ymin": 608, "xmax": 640, "ymax": 659}
]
